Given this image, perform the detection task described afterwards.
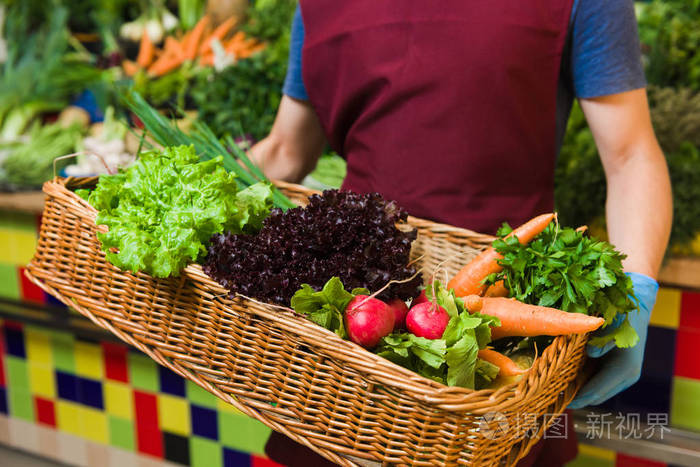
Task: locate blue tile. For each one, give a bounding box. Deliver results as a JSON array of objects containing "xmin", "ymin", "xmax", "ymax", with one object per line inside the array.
[
  {"xmin": 597, "ymin": 375, "xmax": 671, "ymax": 416},
  {"xmin": 4, "ymin": 327, "xmax": 26, "ymax": 358},
  {"xmin": 0, "ymin": 387, "xmax": 7, "ymax": 414},
  {"xmin": 55, "ymin": 371, "xmax": 79, "ymax": 403},
  {"xmin": 45, "ymin": 293, "xmax": 67, "ymax": 309},
  {"xmin": 642, "ymin": 326, "xmax": 677, "ymax": 380},
  {"xmin": 77, "ymin": 377, "xmax": 104, "ymax": 410},
  {"xmin": 191, "ymin": 404, "xmax": 218, "ymax": 440},
  {"xmin": 159, "ymin": 365, "xmax": 185, "ymax": 397},
  {"xmin": 223, "ymin": 447, "xmax": 251, "ymax": 467}
]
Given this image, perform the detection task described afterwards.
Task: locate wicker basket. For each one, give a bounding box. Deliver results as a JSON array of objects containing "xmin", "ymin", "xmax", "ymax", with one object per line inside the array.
[{"xmin": 25, "ymin": 177, "xmax": 589, "ymax": 466}]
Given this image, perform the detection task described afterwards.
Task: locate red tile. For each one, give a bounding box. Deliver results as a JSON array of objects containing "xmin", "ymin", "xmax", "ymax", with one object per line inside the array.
[
  {"xmin": 3, "ymin": 320, "xmax": 23, "ymax": 331},
  {"xmin": 133, "ymin": 390, "xmax": 162, "ymax": 457},
  {"xmin": 616, "ymin": 453, "xmax": 665, "ymax": 467},
  {"xmin": 18, "ymin": 267, "xmax": 46, "ymax": 304},
  {"xmin": 34, "ymin": 396, "xmax": 56, "ymax": 427},
  {"xmin": 252, "ymin": 456, "xmax": 285, "ymax": 467},
  {"xmin": 102, "ymin": 342, "xmax": 129, "ymax": 383},
  {"xmin": 36, "ymin": 214, "xmax": 43, "ymax": 233},
  {"xmin": 674, "ymin": 328, "xmax": 700, "ymax": 380},
  {"xmin": 679, "ymin": 291, "xmax": 700, "ymax": 332}
]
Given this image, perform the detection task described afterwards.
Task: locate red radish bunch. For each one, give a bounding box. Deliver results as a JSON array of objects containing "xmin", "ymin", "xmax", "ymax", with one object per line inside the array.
[
  {"xmin": 345, "ymin": 296, "xmax": 395, "ymax": 348},
  {"xmin": 406, "ymin": 302, "xmax": 450, "ymax": 339},
  {"xmin": 387, "ymin": 298, "xmax": 409, "ymax": 330}
]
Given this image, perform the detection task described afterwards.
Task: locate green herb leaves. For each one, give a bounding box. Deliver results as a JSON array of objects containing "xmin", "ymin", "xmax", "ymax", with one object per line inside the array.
[
  {"xmin": 290, "ymin": 277, "xmax": 369, "ymax": 339},
  {"xmin": 88, "ymin": 145, "xmax": 272, "ymax": 278},
  {"xmin": 488, "ymin": 223, "xmax": 639, "ymax": 349}
]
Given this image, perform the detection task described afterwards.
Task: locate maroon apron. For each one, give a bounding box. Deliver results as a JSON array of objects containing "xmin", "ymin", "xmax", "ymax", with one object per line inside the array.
[
  {"xmin": 300, "ymin": 0, "xmax": 573, "ymax": 234},
  {"xmin": 266, "ymin": 0, "xmax": 577, "ymax": 465}
]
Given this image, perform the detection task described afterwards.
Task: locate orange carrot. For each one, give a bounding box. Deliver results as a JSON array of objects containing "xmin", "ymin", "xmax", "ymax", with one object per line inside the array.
[
  {"xmin": 447, "ymin": 213, "xmax": 555, "ymax": 297},
  {"xmin": 224, "ymin": 31, "xmax": 246, "ymax": 54},
  {"xmin": 478, "ymin": 349, "xmax": 528, "ymax": 376},
  {"xmin": 136, "ymin": 32, "xmax": 155, "ymax": 67},
  {"xmin": 199, "ymin": 16, "xmax": 238, "ymax": 56},
  {"xmin": 463, "ymin": 295, "xmax": 483, "ymax": 312},
  {"xmin": 184, "ymin": 15, "xmax": 210, "ymax": 61},
  {"xmin": 147, "ymin": 53, "xmax": 182, "ymax": 76},
  {"xmin": 484, "ymin": 280, "xmax": 509, "ymax": 298},
  {"xmin": 163, "ymin": 36, "xmax": 183, "ymax": 60},
  {"xmin": 238, "ymin": 42, "xmax": 266, "ymax": 59},
  {"xmin": 122, "ymin": 59, "xmax": 140, "ymax": 77},
  {"xmin": 469, "ymin": 296, "xmax": 604, "ymax": 339}
]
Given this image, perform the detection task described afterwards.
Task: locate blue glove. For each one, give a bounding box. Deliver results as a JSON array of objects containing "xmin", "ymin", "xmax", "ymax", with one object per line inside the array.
[{"xmin": 568, "ymin": 272, "xmax": 658, "ymax": 409}]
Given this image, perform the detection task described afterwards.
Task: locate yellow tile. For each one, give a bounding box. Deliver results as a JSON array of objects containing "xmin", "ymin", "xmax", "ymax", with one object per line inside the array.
[
  {"xmin": 650, "ymin": 287, "xmax": 681, "ymax": 329},
  {"xmin": 80, "ymin": 407, "xmax": 108, "ymax": 444},
  {"xmin": 577, "ymin": 443, "xmax": 616, "ymax": 461},
  {"xmin": 56, "ymin": 401, "xmax": 82, "ymax": 436},
  {"xmin": 217, "ymin": 398, "xmax": 244, "ymax": 415},
  {"xmin": 74, "ymin": 342, "xmax": 103, "ymax": 380},
  {"xmin": 28, "ymin": 364, "xmax": 56, "ymax": 399},
  {"xmin": 158, "ymin": 394, "xmax": 190, "ymax": 436},
  {"xmin": 0, "ymin": 232, "xmax": 12, "ymax": 263},
  {"xmin": 25, "ymin": 330, "xmax": 52, "ymax": 366},
  {"xmin": 104, "ymin": 382, "xmax": 133, "ymax": 420},
  {"xmin": 13, "ymin": 231, "xmax": 37, "ymax": 265}
]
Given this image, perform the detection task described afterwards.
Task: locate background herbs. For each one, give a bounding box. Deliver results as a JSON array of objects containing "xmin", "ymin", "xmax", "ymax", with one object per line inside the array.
[
  {"xmin": 203, "ymin": 189, "xmax": 423, "ymax": 305},
  {"xmin": 88, "ymin": 144, "xmax": 273, "ymax": 278},
  {"xmin": 487, "ymin": 223, "xmax": 639, "ymax": 349}
]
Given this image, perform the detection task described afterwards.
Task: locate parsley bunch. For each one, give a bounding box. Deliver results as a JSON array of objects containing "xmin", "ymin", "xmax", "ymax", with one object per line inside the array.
[{"xmin": 487, "ymin": 223, "xmax": 639, "ymax": 349}]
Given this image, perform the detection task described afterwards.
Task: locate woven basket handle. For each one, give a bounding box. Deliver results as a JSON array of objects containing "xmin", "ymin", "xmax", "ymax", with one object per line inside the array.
[{"xmin": 53, "ymin": 151, "xmax": 115, "ymax": 178}]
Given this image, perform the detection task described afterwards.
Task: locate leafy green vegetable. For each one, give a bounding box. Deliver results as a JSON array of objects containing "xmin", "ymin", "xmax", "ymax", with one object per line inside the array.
[
  {"xmin": 87, "ymin": 145, "xmax": 273, "ymax": 278},
  {"xmin": 377, "ymin": 281, "xmax": 500, "ymax": 389},
  {"xmin": 290, "ymin": 277, "xmax": 369, "ymax": 339},
  {"xmin": 487, "ymin": 223, "xmax": 639, "ymax": 348}
]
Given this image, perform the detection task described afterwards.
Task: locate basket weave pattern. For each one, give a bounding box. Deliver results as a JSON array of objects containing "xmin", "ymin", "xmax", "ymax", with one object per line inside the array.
[{"xmin": 26, "ymin": 177, "xmax": 588, "ymax": 466}]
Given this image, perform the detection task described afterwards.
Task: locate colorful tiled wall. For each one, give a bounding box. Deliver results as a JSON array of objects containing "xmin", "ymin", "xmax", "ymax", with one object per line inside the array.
[
  {"xmin": 0, "ymin": 318, "xmax": 279, "ymax": 467},
  {"xmin": 2, "ymin": 208, "xmax": 700, "ymax": 466}
]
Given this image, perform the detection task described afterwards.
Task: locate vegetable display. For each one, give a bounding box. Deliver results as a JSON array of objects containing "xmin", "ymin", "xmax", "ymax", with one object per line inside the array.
[
  {"xmin": 84, "ymin": 144, "xmax": 273, "ymax": 278},
  {"xmin": 203, "ymin": 189, "xmax": 423, "ymax": 305}
]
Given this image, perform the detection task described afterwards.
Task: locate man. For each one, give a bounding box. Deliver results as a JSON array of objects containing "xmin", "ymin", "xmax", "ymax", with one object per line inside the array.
[{"xmin": 251, "ymin": 1, "xmax": 672, "ymax": 465}]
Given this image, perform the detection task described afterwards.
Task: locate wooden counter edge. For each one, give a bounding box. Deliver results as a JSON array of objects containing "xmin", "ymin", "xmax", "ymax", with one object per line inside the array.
[{"xmin": 0, "ymin": 191, "xmax": 46, "ymax": 214}]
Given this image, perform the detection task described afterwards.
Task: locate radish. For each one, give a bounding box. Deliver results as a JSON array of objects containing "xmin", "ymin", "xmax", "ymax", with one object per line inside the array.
[
  {"xmin": 412, "ymin": 290, "xmax": 429, "ymax": 307},
  {"xmin": 345, "ymin": 295, "xmax": 395, "ymax": 348},
  {"xmin": 406, "ymin": 302, "xmax": 450, "ymax": 339},
  {"xmin": 387, "ymin": 298, "xmax": 409, "ymax": 330}
]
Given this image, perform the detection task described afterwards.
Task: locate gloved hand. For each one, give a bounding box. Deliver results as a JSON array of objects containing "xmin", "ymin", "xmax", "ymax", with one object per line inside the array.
[{"xmin": 568, "ymin": 272, "xmax": 658, "ymax": 409}]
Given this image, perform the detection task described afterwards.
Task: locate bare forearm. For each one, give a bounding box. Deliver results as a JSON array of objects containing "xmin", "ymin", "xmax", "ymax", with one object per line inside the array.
[
  {"xmin": 249, "ymin": 95, "xmax": 326, "ymax": 183},
  {"xmin": 604, "ymin": 142, "xmax": 672, "ymax": 278}
]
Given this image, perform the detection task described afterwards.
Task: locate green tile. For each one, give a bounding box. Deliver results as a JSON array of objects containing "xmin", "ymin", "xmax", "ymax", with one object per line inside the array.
[
  {"xmin": 6, "ymin": 356, "xmax": 30, "ymax": 389},
  {"xmin": 108, "ymin": 415, "xmax": 135, "ymax": 451},
  {"xmin": 127, "ymin": 352, "xmax": 158, "ymax": 392},
  {"xmin": 8, "ymin": 387, "xmax": 35, "ymax": 421},
  {"xmin": 219, "ymin": 411, "xmax": 271, "ymax": 455},
  {"xmin": 190, "ymin": 436, "xmax": 222, "ymax": 467},
  {"xmin": 51, "ymin": 332, "xmax": 75, "ymax": 373},
  {"xmin": 565, "ymin": 453, "xmax": 614, "ymax": 467},
  {"xmin": 0, "ymin": 263, "xmax": 20, "ymax": 300},
  {"xmin": 671, "ymin": 376, "xmax": 700, "ymax": 431},
  {"xmin": 0, "ymin": 212, "xmax": 38, "ymax": 232},
  {"xmin": 186, "ymin": 380, "xmax": 218, "ymax": 408}
]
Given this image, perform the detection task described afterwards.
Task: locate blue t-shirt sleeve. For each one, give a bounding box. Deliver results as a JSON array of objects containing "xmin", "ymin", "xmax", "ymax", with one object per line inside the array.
[
  {"xmin": 282, "ymin": 4, "xmax": 309, "ymax": 100},
  {"xmin": 570, "ymin": 0, "xmax": 646, "ymax": 98}
]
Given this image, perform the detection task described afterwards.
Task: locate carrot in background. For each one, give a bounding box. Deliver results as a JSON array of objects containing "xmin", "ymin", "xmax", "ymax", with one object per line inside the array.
[
  {"xmin": 199, "ymin": 16, "xmax": 238, "ymax": 56},
  {"xmin": 484, "ymin": 280, "xmax": 509, "ymax": 297},
  {"xmin": 478, "ymin": 349, "xmax": 528, "ymax": 376},
  {"xmin": 468, "ymin": 296, "xmax": 604, "ymax": 340},
  {"xmin": 448, "ymin": 213, "xmax": 555, "ymax": 297},
  {"xmin": 122, "ymin": 59, "xmax": 139, "ymax": 77},
  {"xmin": 136, "ymin": 32, "xmax": 155, "ymax": 67},
  {"xmin": 184, "ymin": 15, "xmax": 210, "ymax": 61}
]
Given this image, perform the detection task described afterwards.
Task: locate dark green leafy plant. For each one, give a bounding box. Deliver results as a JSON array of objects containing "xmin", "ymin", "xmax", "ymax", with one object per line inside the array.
[{"xmin": 487, "ymin": 223, "xmax": 639, "ymax": 349}]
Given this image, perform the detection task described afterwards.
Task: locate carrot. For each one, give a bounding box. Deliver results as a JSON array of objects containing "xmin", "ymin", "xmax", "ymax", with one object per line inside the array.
[
  {"xmin": 447, "ymin": 213, "xmax": 555, "ymax": 297},
  {"xmin": 238, "ymin": 42, "xmax": 266, "ymax": 58},
  {"xmin": 484, "ymin": 280, "xmax": 509, "ymax": 298},
  {"xmin": 199, "ymin": 16, "xmax": 238, "ymax": 56},
  {"xmin": 122, "ymin": 59, "xmax": 140, "ymax": 77},
  {"xmin": 463, "ymin": 295, "xmax": 483, "ymax": 312},
  {"xmin": 136, "ymin": 32, "xmax": 155, "ymax": 67},
  {"xmin": 147, "ymin": 53, "xmax": 182, "ymax": 76},
  {"xmin": 163, "ymin": 36, "xmax": 183, "ymax": 60},
  {"xmin": 469, "ymin": 296, "xmax": 605, "ymax": 340},
  {"xmin": 224, "ymin": 31, "xmax": 246, "ymax": 54},
  {"xmin": 478, "ymin": 349, "xmax": 528, "ymax": 376},
  {"xmin": 184, "ymin": 15, "xmax": 210, "ymax": 61}
]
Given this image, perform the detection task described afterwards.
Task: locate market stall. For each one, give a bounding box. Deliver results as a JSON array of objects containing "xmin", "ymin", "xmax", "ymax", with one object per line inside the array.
[{"xmin": 0, "ymin": 1, "xmax": 699, "ymax": 466}]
